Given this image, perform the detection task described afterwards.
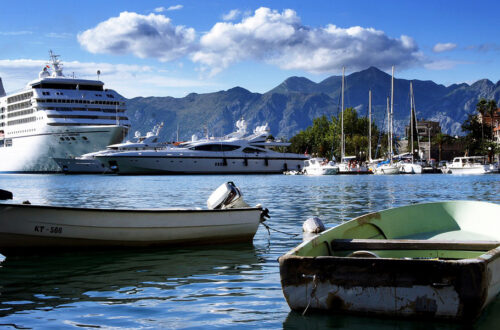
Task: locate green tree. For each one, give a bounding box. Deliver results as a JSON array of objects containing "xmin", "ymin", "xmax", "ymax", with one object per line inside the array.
[
  {"xmin": 476, "ymin": 99, "xmax": 488, "ymax": 141},
  {"xmin": 486, "ymin": 100, "xmax": 498, "ymax": 139},
  {"xmin": 432, "ymin": 133, "xmax": 452, "ymax": 161}
]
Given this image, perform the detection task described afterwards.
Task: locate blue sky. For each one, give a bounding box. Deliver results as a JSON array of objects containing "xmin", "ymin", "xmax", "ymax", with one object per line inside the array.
[{"xmin": 0, "ymin": 0, "xmax": 499, "ymax": 98}]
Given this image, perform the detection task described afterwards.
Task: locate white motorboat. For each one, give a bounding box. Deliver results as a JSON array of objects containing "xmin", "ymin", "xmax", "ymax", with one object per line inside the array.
[
  {"xmin": 0, "ymin": 182, "xmax": 267, "ymax": 255},
  {"xmin": 303, "ymin": 158, "xmax": 339, "ymax": 175},
  {"xmin": 448, "ymin": 156, "xmax": 498, "ymax": 174},
  {"xmin": 337, "ymin": 156, "xmax": 371, "ymax": 174},
  {"xmin": 0, "ymin": 51, "xmax": 130, "ymax": 172},
  {"xmin": 95, "ymin": 120, "xmax": 308, "ymax": 174},
  {"xmin": 53, "ymin": 123, "xmax": 166, "ymax": 173}
]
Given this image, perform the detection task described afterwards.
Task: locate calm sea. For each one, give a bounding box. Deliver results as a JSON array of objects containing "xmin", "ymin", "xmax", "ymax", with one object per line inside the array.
[{"xmin": 0, "ymin": 173, "xmax": 499, "ymax": 329}]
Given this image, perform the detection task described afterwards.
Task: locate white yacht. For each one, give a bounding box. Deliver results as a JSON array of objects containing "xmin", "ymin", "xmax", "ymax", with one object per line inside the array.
[
  {"xmin": 303, "ymin": 158, "xmax": 339, "ymax": 175},
  {"xmin": 53, "ymin": 123, "xmax": 165, "ymax": 173},
  {"xmin": 95, "ymin": 120, "xmax": 308, "ymax": 174},
  {"xmin": 448, "ymin": 156, "xmax": 498, "ymax": 174},
  {"xmin": 0, "ymin": 51, "xmax": 129, "ymax": 172}
]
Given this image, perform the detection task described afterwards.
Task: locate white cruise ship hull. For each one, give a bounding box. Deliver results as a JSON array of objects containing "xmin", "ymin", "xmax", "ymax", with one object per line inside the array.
[
  {"xmin": 0, "ymin": 125, "xmax": 126, "ymax": 172},
  {"xmin": 97, "ymin": 155, "xmax": 306, "ymax": 174}
]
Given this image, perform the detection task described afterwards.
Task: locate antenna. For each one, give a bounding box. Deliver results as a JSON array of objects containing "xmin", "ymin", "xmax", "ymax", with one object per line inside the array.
[{"xmin": 97, "ymin": 70, "xmax": 101, "ymax": 81}]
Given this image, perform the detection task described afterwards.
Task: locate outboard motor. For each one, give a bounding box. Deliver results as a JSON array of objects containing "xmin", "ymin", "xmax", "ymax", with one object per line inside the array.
[
  {"xmin": 207, "ymin": 182, "xmax": 249, "ymax": 209},
  {"xmin": 0, "ymin": 189, "xmax": 13, "ymax": 200}
]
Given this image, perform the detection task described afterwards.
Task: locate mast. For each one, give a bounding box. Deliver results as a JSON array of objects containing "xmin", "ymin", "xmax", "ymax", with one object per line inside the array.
[
  {"xmin": 410, "ymin": 82, "xmax": 414, "ymax": 164},
  {"xmin": 368, "ymin": 90, "xmax": 372, "ymax": 161},
  {"xmin": 390, "ymin": 66, "xmax": 395, "ymax": 163},
  {"xmin": 341, "ymin": 66, "xmax": 345, "ymax": 162},
  {"xmin": 387, "ymin": 96, "xmax": 390, "ymax": 159}
]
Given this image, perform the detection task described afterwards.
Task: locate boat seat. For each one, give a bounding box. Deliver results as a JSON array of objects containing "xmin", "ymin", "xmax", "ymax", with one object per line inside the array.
[{"xmin": 331, "ymin": 239, "xmax": 500, "ymax": 252}]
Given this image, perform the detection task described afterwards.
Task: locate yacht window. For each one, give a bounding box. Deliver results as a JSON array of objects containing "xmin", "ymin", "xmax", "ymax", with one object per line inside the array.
[
  {"xmin": 242, "ymin": 147, "xmax": 264, "ymax": 153},
  {"xmin": 82, "ymin": 136, "xmax": 88, "ymax": 140},
  {"xmin": 70, "ymin": 137, "xmax": 76, "ymax": 140},
  {"xmin": 191, "ymin": 144, "xmax": 240, "ymax": 152},
  {"xmin": 60, "ymin": 137, "xmax": 64, "ymax": 141}
]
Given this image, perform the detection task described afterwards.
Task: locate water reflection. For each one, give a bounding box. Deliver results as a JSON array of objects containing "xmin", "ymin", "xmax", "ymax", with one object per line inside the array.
[{"xmin": 0, "ymin": 245, "xmax": 263, "ymax": 327}]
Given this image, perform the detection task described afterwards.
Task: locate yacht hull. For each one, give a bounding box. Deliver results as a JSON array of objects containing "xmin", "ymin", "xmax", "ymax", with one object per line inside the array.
[{"xmin": 97, "ymin": 155, "xmax": 306, "ymax": 174}]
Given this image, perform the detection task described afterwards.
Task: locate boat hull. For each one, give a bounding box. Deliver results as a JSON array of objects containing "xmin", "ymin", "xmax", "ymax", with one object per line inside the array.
[
  {"xmin": 374, "ymin": 164, "xmax": 400, "ymax": 175},
  {"xmin": 97, "ymin": 155, "xmax": 306, "ymax": 174},
  {"xmin": 0, "ymin": 203, "xmax": 263, "ymax": 255},
  {"xmin": 449, "ymin": 165, "xmax": 496, "ymax": 175},
  {"xmin": 0, "ymin": 125, "xmax": 127, "ymax": 173},
  {"xmin": 53, "ymin": 158, "xmax": 111, "ymax": 174},
  {"xmin": 279, "ymin": 248, "xmax": 500, "ymax": 321}
]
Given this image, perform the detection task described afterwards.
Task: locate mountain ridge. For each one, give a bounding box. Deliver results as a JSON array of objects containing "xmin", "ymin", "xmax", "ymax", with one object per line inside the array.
[{"xmin": 126, "ymin": 67, "xmax": 499, "ymax": 141}]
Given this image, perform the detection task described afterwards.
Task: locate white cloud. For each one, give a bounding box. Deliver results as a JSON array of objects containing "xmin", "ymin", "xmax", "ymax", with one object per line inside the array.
[
  {"xmin": 424, "ymin": 59, "xmax": 466, "ymax": 70},
  {"xmin": 45, "ymin": 32, "xmax": 73, "ymax": 39},
  {"xmin": 154, "ymin": 7, "xmax": 166, "ymax": 13},
  {"xmin": 192, "ymin": 7, "xmax": 422, "ymax": 75},
  {"xmin": 167, "ymin": 5, "xmax": 183, "ymax": 11},
  {"xmin": 432, "ymin": 42, "xmax": 457, "ymax": 53},
  {"xmin": 77, "ymin": 11, "xmax": 196, "ymax": 62},
  {"xmin": 222, "ymin": 9, "xmax": 241, "ymax": 21},
  {"xmin": 0, "ymin": 31, "xmax": 32, "ymax": 36}
]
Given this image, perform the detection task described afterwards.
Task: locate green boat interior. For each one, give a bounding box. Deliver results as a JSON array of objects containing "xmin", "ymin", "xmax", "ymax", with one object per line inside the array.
[{"xmin": 293, "ymin": 201, "xmax": 500, "ymax": 260}]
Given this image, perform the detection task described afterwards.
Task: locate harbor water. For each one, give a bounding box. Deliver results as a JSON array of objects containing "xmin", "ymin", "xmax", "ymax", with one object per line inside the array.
[{"xmin": 0, "ymin": 173, "xmax": 499, "ymax": 329}]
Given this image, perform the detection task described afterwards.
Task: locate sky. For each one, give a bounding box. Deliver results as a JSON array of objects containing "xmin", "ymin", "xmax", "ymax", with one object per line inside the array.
[{"xmin": 0, "ymin": 0, "xmax": 499, "ymax": 98}]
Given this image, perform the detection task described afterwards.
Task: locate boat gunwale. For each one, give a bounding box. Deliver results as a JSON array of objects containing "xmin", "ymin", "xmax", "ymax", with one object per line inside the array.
[{"xmin": 0, "ymin": 203, "xmax": 263, "ymax": 213}]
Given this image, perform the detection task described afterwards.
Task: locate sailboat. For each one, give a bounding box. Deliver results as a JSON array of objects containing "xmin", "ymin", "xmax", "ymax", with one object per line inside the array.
[
  {"xmin": 399, "ymin": 82, "xmax": 423, "ymax": 174},
  {"xmin": 337, "ymin": 67, "xmax": 370, "ymax": 174},
  {"xmin": 374, "ymin": 66, "xmax": 400, "ymax": 175}
]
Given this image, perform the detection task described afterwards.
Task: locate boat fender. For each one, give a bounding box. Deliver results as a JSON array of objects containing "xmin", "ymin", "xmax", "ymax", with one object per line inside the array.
[
  {"xmin": 0, "ymin": 189, "xmax": 13, "ymax": 200},
  {"xmin": 302, "ymin": 217, "xmax": 325, "ymax": 233},
  {"xmin": 260, "ymin": 208, "xmax": 270, "ymax": 223}
]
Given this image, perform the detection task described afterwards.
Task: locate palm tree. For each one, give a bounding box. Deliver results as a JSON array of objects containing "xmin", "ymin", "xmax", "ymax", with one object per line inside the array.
[
  {"xmin": 486, "ymin": 100, "xmax": 498, "ymax": 141},
  {"xmin": 476, "ymin": 99, "xmax": 488, "ymax": 141},
  {"xmin": 432, "ymin": 133, "xmax": 451, "ymax": 161}
]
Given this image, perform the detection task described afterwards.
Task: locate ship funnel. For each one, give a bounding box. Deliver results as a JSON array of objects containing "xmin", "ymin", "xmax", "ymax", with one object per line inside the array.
[{"xmin": 0, "ymin": 77, "xmax": 6, "ymax": 97}]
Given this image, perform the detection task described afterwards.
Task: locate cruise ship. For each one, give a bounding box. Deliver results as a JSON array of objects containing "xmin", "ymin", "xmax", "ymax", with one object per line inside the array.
[
  {"xmin": 95, "ymin": 120, "xmax": 308, "ymax": 174},
  {"xmin": 0, "ymin": 51, "xmax": 130, "ymax": 172}
]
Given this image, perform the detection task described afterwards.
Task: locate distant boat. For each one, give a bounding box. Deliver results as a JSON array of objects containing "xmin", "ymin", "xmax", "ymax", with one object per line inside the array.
[
  {"xmin": 0, "ymin": 182, "xmax": 267, "ymax": 255},
  {"xmin": 279, "ymin": 201, "xmax": 500, "ymax": 321},
  {"xmin": 374, "ymin": 67, "xmax": 399, "ymax": 175},
  {"xmin": 398, "ymin": 82, "xmax": 422, "ymax": 174},
  {"xmin": 95, "ymin": 120, "xmax": 308, "ymax": 174},
  {"xmin": 302, "ymin": 158, "xmax": 339, "ymax": 175},
  {"xmin": 448, "ymin": 156, "xmax": 499, "ymax": 174}
]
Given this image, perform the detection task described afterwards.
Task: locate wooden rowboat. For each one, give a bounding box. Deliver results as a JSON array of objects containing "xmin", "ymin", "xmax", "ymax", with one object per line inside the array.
[
  {"xmin": 279, "ymin": 201, "xmax": 500, "ymax": 321},
  {"xmin": 0, "ymin": 182, "xmax": 267, "ymax": 255}
]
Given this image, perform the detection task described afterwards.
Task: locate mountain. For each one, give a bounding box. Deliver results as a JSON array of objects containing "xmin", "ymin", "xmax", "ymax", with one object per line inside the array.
[{"xmin": 125, "ymin": 67, "xmax": 500, "ymax": 141}]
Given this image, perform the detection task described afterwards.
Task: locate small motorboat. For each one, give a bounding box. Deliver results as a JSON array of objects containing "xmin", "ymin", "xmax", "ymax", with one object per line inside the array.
[
  {"xmin": 303, "ymin": 158, "xmax": 339, "ymax": 175},
  {"xmin": 0, "ymin": 182, "xmax": 268, "ymax": 255},
  {"xmin": 279, "ymin": 201, "xmax": 500, "ymax": 321}
]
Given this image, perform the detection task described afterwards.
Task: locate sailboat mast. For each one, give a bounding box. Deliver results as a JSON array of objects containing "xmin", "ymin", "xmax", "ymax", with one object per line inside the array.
[
  {"xmin": 410, "ymin": 82, "xmax": 414, "ymax": 164},
  {"xmin": 387, "ymin": 96, "xmax": 390, "ymax": 158},
  {"xmin": 390, "ymin": 66, "xmax": 395, "ymax": 161},
  {"xmin": 341, "ymin": 66, "xmax": 345, "ymax": 161},
  {"xmin": 368, "ymin": 90, "xmax": 372, "ymax": 162}
]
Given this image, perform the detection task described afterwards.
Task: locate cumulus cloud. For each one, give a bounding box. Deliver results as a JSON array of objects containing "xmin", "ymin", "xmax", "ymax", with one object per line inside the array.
[
  {"xmin": 222, "ymin": 9, "xmax": 241, "ymax": 21},
  {"xmin": 432, "ymin": 42, "xmax": 457, "ymax": 53},
  {"xmin": 192, "ymin": 7, "xmax": 422, "ymax": 75},
  {"xmin": 77, "ymin": 11, "xmax": 196, "ymax": 62}
]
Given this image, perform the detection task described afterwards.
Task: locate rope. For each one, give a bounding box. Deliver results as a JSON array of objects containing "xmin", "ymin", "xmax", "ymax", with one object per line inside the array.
[{"xmin": 260, "ymin": 222, "xmax": 300, "ymax": 237}]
